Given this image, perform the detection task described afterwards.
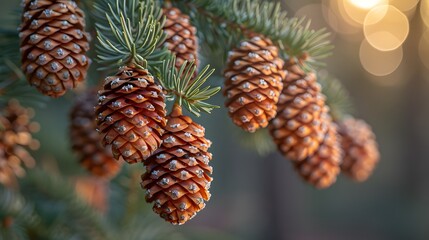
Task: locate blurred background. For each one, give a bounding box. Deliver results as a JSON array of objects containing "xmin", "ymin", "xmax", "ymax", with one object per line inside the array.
[{"xmin": 1, "ymin": 0, "xmax": 429, "ymax": 239}]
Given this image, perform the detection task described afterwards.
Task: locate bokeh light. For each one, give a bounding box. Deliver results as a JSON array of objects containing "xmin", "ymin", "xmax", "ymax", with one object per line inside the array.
[
  {"xmin": 389, "ymin": 0, "xmax": 420, "ymax": 13},
  {"xmin": 359, "ymin": 39, "xmax": 403, "ymax": 76},
  {"xmin": 324, "ymin": 0, "xmax": 361, "ymax": 35},
  {"xmin": 295, "ymin": 4, "xmax": 328, "ymax": 31},
  {"xmin": 348, "ymin": 0, "xmax": 385, "ymax": 9},
  {"xmin": 364, "ymin": 5, "xmax": 409, "ymax": 51},
  {"xmin": 344, "ymin": 0, "xmax": 388, "ymax": 24}
]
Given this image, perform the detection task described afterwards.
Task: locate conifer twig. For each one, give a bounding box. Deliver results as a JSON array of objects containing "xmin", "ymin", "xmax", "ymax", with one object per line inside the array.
[{"xmin": 175, "ymin": 0, "xmax": 333, "ymax": 70}]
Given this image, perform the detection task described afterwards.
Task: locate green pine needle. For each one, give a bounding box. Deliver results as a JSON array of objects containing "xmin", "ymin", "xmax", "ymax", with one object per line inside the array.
[
  {"xmin": 94, "ymin": 0, "xmax": 169, "ymax": 70},
  {"xmin": 0, "ymin": 187, "xmax": 42, "ymax": 240},
  {"xmin": 158, "ymin": 56, "xmax": 220, "ymax": 117},
  {"xmin": 0, "ymin": 27, "xmax": 48, "ymax": 108},
  {"xmin": 176, "ymin": 0, "xmax": 333, "ymax": 70},
  {"xmin": 318, "ymin": 72, "xmax": 354, "ymax": 121}
]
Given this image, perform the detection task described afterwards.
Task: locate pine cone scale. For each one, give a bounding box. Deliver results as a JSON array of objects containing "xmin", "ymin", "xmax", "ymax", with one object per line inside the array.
[
  {"xmin": 224, "ymin": 35, "xmax": 285, "ymax": 132},
  {"xmin": 141, "ymin": 105, "xmax": 213, "ymax": 225},
  {"xmin": 20, "ymin": 0, "xmax": 90, "ymax": 97},
  {"xmin": 338, "ymin": 117, "xmax": 379, "ymax": 182},
  {"xmin": 96, "ymin": 66, "xmax": 166, "ymax": 163},
  {"xmin": 269, "ymin": 64, "xmax": 328, "ymax": 161},
  {"xmin": 294, "ymin": 122, "xmax": 342, "ymax": 189},
  {"xmin": 70, "ymin": 89, "xmax": 121, "ymax": 179},
  {"xmin": 163, "ymin": 7, "xmax": 199, "ymax": 69}
]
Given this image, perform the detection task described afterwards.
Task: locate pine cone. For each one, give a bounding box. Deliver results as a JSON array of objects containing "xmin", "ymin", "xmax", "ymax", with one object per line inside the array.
[
  {"xmin": 224, "ymin": 35, "xmax": 285, "ymax": 132},
  {"xmin": 163, "ymin": 7, "xmax": 199, "ymax": 69},
  {"xmin": 294, "ymin": 119, "xmax": 342, "ymax": 189},
  {"xmin": 141, "ymin": 104, "xmax": 213, "ymax": 225},
  {"xmin": 71, "ymin": 89, "xmax": 121, "ymax": 179},
  {"xmin": 19, "ymin": 0, "xmax": 90, "ymax": 97},
  {"xmin": 96, "ymin": 66, "xmax": 167, "ymax": 164},
  {"xmin": 0, "ymin": 100, "xmax": 39, "ymax": 187},
  {"xmin": 338, "ymin": 117, "xmax": 380, "ymax": 182},
  {"xmin": 269, "ymin": 63, "xmax": 328, "ymax": 161}
]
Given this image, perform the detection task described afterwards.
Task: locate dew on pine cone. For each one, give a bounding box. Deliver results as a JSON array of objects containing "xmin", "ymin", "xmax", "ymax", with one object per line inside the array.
[
  {"xmin": 224, "ymin": 35, "xmax": 286, "ymax": 133},
  {"xmin": 163, "ymin": 7, "xmax": 199, "ymax": 70},
  {"xmin": 141, "ymin": 104, "xmax": 213, "ymax": 225},
  {"xmin": 269, "ymin": 63, "xmax": 330, "ymax": 161},
  {"xmin": 95, "ymin": 66, "xmax": 167, "ymax": 164},
  {"xmin": 19, "ymin": 0, "xmax": 91, "ymax": 97},
  {"xmin": 293, "ymin": 121, "xmax": 342, "ymax": 189}
]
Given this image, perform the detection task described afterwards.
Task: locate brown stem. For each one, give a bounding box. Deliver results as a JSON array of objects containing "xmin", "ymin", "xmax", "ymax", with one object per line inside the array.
[
  {"xmin": 170, "ymin": 103, "xmax": 183, "ymax": 117},
  {"xmin": 184, "ymin": 2, "xmax": 253, "ymax": 38}
]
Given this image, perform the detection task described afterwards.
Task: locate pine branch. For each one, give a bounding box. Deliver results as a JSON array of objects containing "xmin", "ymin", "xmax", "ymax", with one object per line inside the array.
[
  {"xmin": 20, "ymin": 169, "xmax": 114, "ymax": 240},
  {"xmin": 0, "ymin": 61, "xmax": 48, "ymax": 108},
  {"xmin": 94, "ymin": 0, "xmax": 170, "ymax": 70},
  {"xmin": 318, "ymin": 72, "xmax": 354, "ymax": 121},
  {"xmin": 0, "ymin": 26, "xmax": 48, "ymax": 107},
  {"xmin": 94, "ymin": 0, "xmax": 220, "ymax": 116},
  {"xmin": 118, "ymin": 168, "xmax": 147, "ymax": 228},
  {"xmin": 0, "ymin": 187, "xmax": 42, "ymax": 240},
  {"xmin": 158, "ymin": 56, "xmax": 220, "ymax": 116},
  {"xmin": 175, "ymin": 0, "xmax": 333, "ymax": 70}
]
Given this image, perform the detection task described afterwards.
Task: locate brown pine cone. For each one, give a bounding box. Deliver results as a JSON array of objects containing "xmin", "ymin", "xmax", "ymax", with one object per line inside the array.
[
  {"xmin": 224, "ymin": 35, "xmax": 286, "ymax": 132},
  {"xmin": 70, "ymin": 88, "xmax": 121, "ymax": 179},
  {"xmin": 141, "ymin": 104, "xmax": 213, "ymax": 225},
  {"xmin": 96, "ymin": 66, "xmax": 167, "ymax": 164},
  {"xmin": 294, "ymin": 119, "xmax": 342, "ymax": 189},
  {"xmin": 19, "ymin": 0, "xmax": 90, "ymax": 97},
  {"xmin": 269, "ymin": 63, "xmax": 328, "ymax": 161},
  {"xmin": 0, "ymin": 100, "xmax": 39, "ymax": 187},
  {"xmin": 163, "ymin": 7, "xmax": 199, "ymax": 69},
  {"xmin": 338, "ymin": 117, "xmax": 380, "ymax": 182}
]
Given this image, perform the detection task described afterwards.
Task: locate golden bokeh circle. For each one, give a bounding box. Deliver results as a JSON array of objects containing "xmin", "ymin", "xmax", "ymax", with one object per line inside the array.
[
  {"xmin": 360, "ymin": 39, "xmax": 403, "ymax": 76},
  {"xmin": 364, "ymin": 5, "xmax": 409, "ymax": 51},
  {"xmin": 390, "ymin": 0, "xmax": 420, "ymax": 13},
  {"xmin": 344, "ymin": 0, "xmax": 388, "ymax": 24}
]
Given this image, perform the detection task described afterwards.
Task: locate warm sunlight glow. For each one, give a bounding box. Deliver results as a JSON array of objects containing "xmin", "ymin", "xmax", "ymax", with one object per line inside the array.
[
  {"xmin": 389, "ymin": 0, "xmax": 420, "ymax": 13},
  {"xmin": 344, "ymin": 0, "xmax": 388, "ymax": 24},
  {"xmin": 348, "ymin": 0, "xmax": 385, "ymax": 9},
  {"xmin": 364, "ymin": 5, "xmax": 409, "ymax": 51},
  {"xmin": 325, "ymin": 0, "xmax": 361, "ymax": 35},
  {"xmin": 360, "ymin": 39, "xmax": 403, "ymax": 76}
]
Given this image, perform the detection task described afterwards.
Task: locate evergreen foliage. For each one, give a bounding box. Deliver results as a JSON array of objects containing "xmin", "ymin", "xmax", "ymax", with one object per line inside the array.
[
  {"xmin": 174, "ymin": 0, "xmax": 333, "ymax": 70},
  {"xmin": 0, "ymin": 0, "xmax": 356, "ymax": 237}
]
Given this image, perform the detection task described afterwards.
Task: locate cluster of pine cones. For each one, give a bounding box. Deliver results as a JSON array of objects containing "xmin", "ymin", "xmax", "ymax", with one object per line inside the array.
[
  {"xmin": 17, "ymin": 0, "xmax": 210, "ymax": 225},
  {"xmin": 57, "ymin": 2, "xmax": 209, "ymax": 224},
  {"xmin": 14, "ymin": 0, "xmax": 380, "ymax": 225},
  {"xmin": 224, "ymin": 36, "xmax": 380, "ymax": 188}
]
